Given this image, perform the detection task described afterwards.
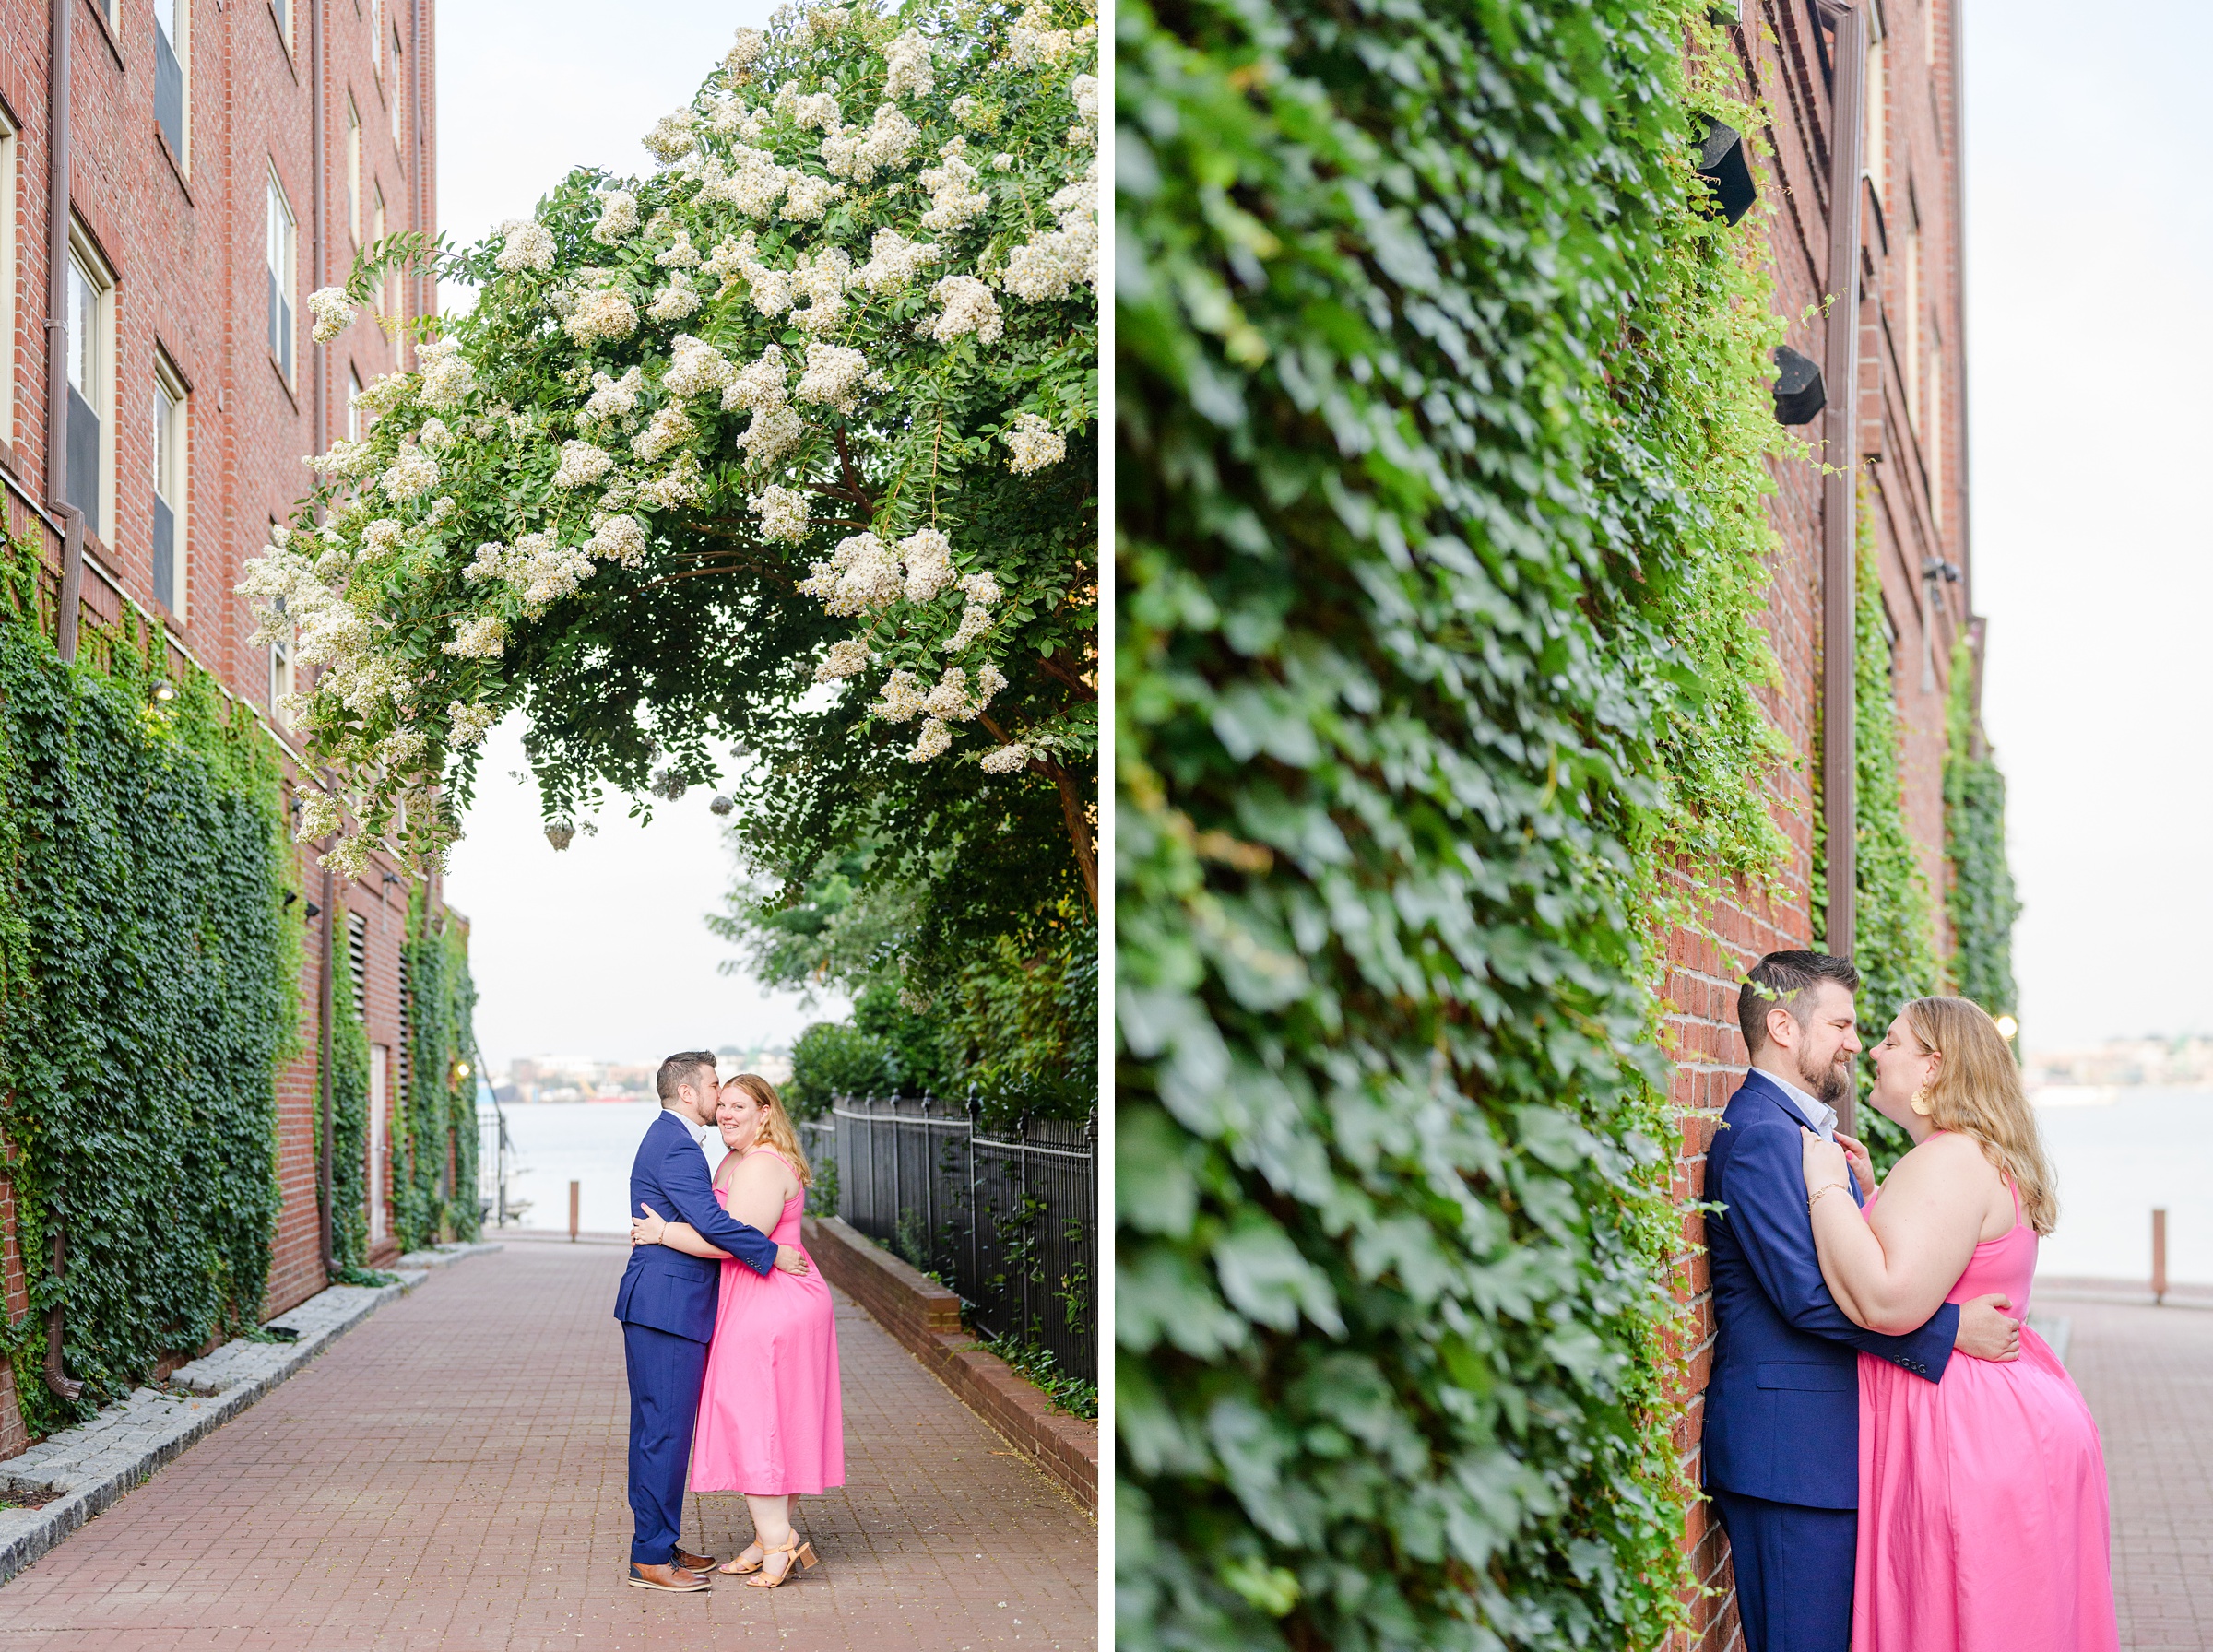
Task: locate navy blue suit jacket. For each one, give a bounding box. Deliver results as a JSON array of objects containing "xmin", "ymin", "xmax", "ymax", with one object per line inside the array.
[
  {"xmin": 1702, "ymin": 1070, "xmax": 1959, "ymax": 1509},
  {"xmin": 612, "ymin": 1109, "xmax": 779, "ymax": 1342}
]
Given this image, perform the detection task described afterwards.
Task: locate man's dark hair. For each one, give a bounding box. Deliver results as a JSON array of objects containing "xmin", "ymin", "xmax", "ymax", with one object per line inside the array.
[
  {"xmin": 1738, "ymin": 951, "xmax": 1860, "ymax": 1057},
  {"xmin": 656, "ymin": 1050, "xmax": 719, "ymax": 1103}
]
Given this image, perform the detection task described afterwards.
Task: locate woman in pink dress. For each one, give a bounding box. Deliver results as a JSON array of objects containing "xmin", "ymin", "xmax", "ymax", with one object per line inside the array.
[
  {"xmin": 632, "ymin": 1073, "xmax": 844, "ymax": 1587},
  {"xmin": 1797, "ymin": 997, "xmax": 2117, "ymax": 1652}
]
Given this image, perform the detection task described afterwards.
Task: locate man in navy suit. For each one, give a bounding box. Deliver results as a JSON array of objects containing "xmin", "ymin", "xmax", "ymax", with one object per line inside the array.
[
  {"xmin": 1704, "ymin": 952, "xmax": 2020, "ymax": 1652},
  {"xmin": 614, "ymin": 1050, "xmax": 807, "ymax": 1592}
]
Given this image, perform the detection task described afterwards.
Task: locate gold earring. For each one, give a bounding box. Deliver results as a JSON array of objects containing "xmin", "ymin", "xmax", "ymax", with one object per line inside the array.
[{"xmin": 1910, "ymin": 1085, "xmax": 1932, "ymax": 1117}]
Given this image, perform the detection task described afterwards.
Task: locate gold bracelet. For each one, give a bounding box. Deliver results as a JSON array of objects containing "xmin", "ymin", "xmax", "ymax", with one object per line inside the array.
[{"xmin": 1807, "ymin": 1182, "xmax": 1851, "ymax": 1215}]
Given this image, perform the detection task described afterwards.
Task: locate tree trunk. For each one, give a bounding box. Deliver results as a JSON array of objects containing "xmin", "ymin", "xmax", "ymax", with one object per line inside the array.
[{"xmin": 1051, "ymin": 762, "xmax": 1097, "ymax": 913}]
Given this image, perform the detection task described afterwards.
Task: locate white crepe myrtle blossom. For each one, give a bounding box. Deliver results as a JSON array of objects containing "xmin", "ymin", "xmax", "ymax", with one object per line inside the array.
[
  {"xmin": 448, "ymin": 700, "xmax": 499, "ymax": 748},
  {"xmin": 751, "ymin": 483, "xmax": 811, "ymax": 543},
  {"xmin": 897, "ymin": 527, "xmax": 955, "ymax": 602},
  {"xmin": 1002, "ymin": 171, "xmax": 1097, "ymax": 301},
  {"xmin": 979, "ymin": 742, "xmax": 1032, "ymax": 773},
  {"xmin": 307, "ymin": 287, "xmax": 356, "ymax": 342},
  {"xmin": 444, "ymin": 614, "xmax": 508, "ymax": 658},
  {"xmin": 1002, "ymin": 412, "xmax": 1066, "ymax": 474},
  {"xmin": 380, "ymin": 447, "xmax": 439, "ymax": 499},
  {"xmin": 580, "ymin": 366, "xmax": 644, "ymax": 428},
  {"xmin": 646, "ymin": 273, "xmax": 702, "ymax": 321},
  {"xmin": 1010, "ymin": 2, "xmax": 1076, "ymax": 65},
  {"xmin": 883, "ymin": 30, "xmax": 933, "ymax": 98},
  {"xmin": 592, "ymin": 190, "xmax": 642, "ymax": 242},
  {"xmin": 944, "ymin": 601, "xmax": 994, "ymax": 653},
  {"xmin": 907, "ymin": 717, "xmax": 952, "ymax": 762},
  {"xmin": 796, "ymin": 341, "xmax": 867, "ymax": 411},
  {"xmin": 959, "ymin": 570, "xmax": 1002, "ymax": 606},
  {"xmin": 295, "ymin": 789, "xmax": 342, "ymax": 844},
  {"xmin": 664, "ymin": 334, "xmax": 736, "ymax": 398},
  {"xmin": 856, "ymin": 229, "xmax": 939, "ymax": 295},
  {"xmin": 822, "ymin": 103, "xmax": 921, "ymax": 183},
  {"xmin": 870, "ymin": 667, "xmax": 929, "ymax": 721},
  {"xmin": 566, "ymin": 289, "xmax": 640, "ymax": 346},
  {"xmin": 495, "ymin": 218, "xmax": 557, "ymax": 273},
  {"xmin": 799, "ymin": 533, "xmax": 905, "ymax": 616},
  {"xmin": 726, "ymin": 26, "xmax": 765, "ymax": 69},
  {"xmin": 781, "ymin": 173, "xmax": 843, "ymax": 222},
  {"xmin": 645, "ymin": 112, "xmax": 699, "ymax": 165},
  {"xmin": 586, "ymin": 513, "xmax": 650, "ymax": 565},
  {"xmin": 553, "ymin": 440, "xmax": 615, "ymax": 489},
  {"xmin": 812, "ymin": 638, "xmax": 871, "ymax": 683},
  {"xmin": 632, "ymin": 404, "xmax": 694, "ymax": 463},
  {"xmin": 918, "ymin": 140, "xmax": 989, "ymax": 232},
  {"xmin": 417, "ymin": 336, "xmax": 477, "ymax": 409},
  {"xmin": 919, "ymin": 276, "xmax": 1002, "ymax": 345},
  {"xmin": 656, "ymin": 231, "xmax": 704, "ymax": 269}
]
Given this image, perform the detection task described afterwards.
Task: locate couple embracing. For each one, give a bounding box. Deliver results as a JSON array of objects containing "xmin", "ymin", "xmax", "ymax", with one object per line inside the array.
[
  {"xmin": 1706, "ymin": 952, "xmax": 2117, "ymax": 1652},
  {"xmin": 613, "ymin": 1052, "xmax": 845, "ymax": 1593}
]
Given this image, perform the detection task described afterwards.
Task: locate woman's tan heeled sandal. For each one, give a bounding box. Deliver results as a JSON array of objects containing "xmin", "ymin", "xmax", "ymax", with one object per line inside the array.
[
  {"xmin": 745, "ymin": 1535, "xmax": 819, "ymax": 1588},
  {"xmin": 719, "ymin": 1541, "xmax": 765, "ymax": 1575}
]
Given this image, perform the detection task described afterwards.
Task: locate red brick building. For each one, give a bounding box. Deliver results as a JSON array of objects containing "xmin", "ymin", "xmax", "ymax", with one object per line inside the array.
[
  {"xmin": 1669, "ymin": 2, "xmax": 1975, "ymax": 1646},
  {"xmin": 0, "ymin": 0, "xmax": 447, "ymax": 1457}
]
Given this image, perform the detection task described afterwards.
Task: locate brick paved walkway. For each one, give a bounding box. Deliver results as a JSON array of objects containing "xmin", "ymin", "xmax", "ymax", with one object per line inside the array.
[
  {"xmin": 2055, "ymin": 1297, "xmax": 2213, "ymax": 1649},
  {"xmin": 0, "ymin": 1244, "xmax": 1096, "ymax": 1650}
]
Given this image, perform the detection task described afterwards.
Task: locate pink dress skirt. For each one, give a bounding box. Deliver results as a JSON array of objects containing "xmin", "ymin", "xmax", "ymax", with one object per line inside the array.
[
  {"xmin": 1854, "ymin": 1182, "xmax": 2117, "ymax": 1652},
  {"xmin": 689, "ymin": 1150, "xmax": 845, "ymax": 1495}
]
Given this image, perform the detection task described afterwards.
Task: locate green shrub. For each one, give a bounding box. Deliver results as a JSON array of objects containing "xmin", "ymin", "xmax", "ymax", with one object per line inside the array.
[
  {"xmin": 787, "ymin": 1021, "xmax": 896, "ymax": 1118},
  {"xmin": 1118, "ymin": 1, "xmax": 1792, "ymax": 1646},
  {"xmin": 1943, "ymin": 638, "xmax": 2019, "ymax": 1025}
]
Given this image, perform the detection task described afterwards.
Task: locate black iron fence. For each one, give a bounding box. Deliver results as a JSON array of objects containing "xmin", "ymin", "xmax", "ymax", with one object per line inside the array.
[{"xmin": 797, "ymin": 1094, "xmax": 1096, "ymax": 1384}]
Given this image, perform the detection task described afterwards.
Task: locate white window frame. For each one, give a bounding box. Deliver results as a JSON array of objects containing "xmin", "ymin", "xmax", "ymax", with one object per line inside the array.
[
  {"xmin": 1903, "ymin": 218, "xmax": 1921, "ymax": 427},
  {"xmin": 345, "ymin": 95, "xmax": 361, "ymax": 245},
  {"xmin": 372, "ymin": 185, "xmax": 388, "ymax": 313},
  {"xmin": 153, "ymin": 356, "xmax": 188, "ymax": 620},
  {"xmin": 1864, "ymin": 36, "xmax": 1887, "ymax": 206},
  {"xmin": 154, "ymin": 0, "xmax": 192, "ymax": 170},
  {"xmin": 268, "ymin": 523, "xmax": 294, "ymax": 725},
  {"xmin": 64, "ymin": 226, "xmax": 115, "ymax": 541},
  {"xmin": 1928, "ymin": 346, "xmax": 1945, "ymax": 530},
  {"xmin": 389, "ymin": 31, "xmax": 404, "ymax": 147},
  {"xmin": 0, "ymin": 112, "xmax": 18, "ymax": 448},
  {"xmin": 266, "ymin": 171, "xmax": 296, "ymax": 383},
  {"xmin": 371, "ymin": 0, "xmax": 383, "ymax": 75}
]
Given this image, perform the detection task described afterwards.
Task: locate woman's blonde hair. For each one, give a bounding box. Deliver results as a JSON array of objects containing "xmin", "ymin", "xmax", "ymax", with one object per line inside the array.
[
  {"xmin": 1901, "ymin": 996, "xmax": 2056, "ymax": 1235},
  {"xmin": 722, "ymin": 1071, "xmax": 813, "ymax": 1187}
]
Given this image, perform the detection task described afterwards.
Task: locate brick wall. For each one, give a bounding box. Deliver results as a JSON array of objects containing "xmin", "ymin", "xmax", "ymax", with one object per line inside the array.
[
  {"xmin": 1671, "ymin": 5, "xmax": 1972, "ymax": 1646},
  {"xmin": 0, "ymin": 0, "xmax": 444, "ymax": 1446}
]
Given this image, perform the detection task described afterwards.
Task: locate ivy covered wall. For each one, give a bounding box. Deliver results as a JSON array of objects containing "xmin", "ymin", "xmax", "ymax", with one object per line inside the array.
[
  {"xmin": 396, "ymin": 902, "xmax": 481, "ymax": 1252},
  {"xmin": 1944, "ymin": 637, "xmax": 2020, "ymax": 1022},
  {"xmin": 0, "ymin": 555, "xmax": 297, "ymax": 1438},
  {"xmin": 1118, "ymin": 3, "xmax": 1801, "ymax": 1646}
]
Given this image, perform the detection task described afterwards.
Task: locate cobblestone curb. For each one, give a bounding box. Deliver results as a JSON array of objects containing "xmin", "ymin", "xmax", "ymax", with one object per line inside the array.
[{"xmin": 0, "ymin": 1244, "xmax": 501, "ymax": 1587}]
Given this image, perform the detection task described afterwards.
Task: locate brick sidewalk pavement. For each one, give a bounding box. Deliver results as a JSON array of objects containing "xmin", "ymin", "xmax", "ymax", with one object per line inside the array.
[
  {"xmin": 0, "ymin": 1244, "xmax": 1096, "ymax": 1651},
  {"xmin": 2055, "ymin": 1297, "xmax": 2213, "ymax": 1649}
]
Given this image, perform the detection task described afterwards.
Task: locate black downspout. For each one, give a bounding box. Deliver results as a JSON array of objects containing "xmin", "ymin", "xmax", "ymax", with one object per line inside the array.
[{"xmin": 40, "ymin": 0, "xmax": 83, "ymax": 1405}]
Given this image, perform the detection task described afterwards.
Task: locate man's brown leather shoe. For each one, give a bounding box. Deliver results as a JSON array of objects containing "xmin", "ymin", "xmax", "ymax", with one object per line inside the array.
[
  {"xmin": 673, "ymin": 1546, "xmax": 718, "ymax": 1575},
  {"xmin": 627, "ymin": 1562, "xmax": 712, "ymax": 1592}
]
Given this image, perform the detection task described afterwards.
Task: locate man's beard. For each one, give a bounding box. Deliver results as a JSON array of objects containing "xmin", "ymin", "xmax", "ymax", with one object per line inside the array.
[{"xmin": 1798, "ymin": 1045, "xmax": 1851, "ymax": 1107}]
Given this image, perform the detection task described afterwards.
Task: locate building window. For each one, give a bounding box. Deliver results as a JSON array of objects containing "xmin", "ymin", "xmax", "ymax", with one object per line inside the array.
[
  {"xmin": 371, "ymin": 0, "xmax": 382, "ymax": 74},
  {"xmin": 153, "ymin": 360, "xmax": 187, "ymax": 617},
  {"xmin": 1927, "ymin": 347, "xmax": 1945, "ymax": 530},
  {"xmin": 1903, "ymin": 217, "xmax": 1921, "ymax": 426},
  {"xmin": 272, "ymin": 0, "xmax": 289, "ymax": 51},
  {"xmin": 0, "ymin": 113, "xmax": 18, "ymax": 448},
  {"xmin": 266, "ymin": 172, "xmax": 295, "ymax": 381},
  {"xmin": 268, "ymin": 609, "xmax": 294, "ymax": 726},
  {"xmin": 372, "ymin": 186, "xmax": 388, "ymax": 312},
  {"xmin": 64, "ymin": 231, "xmax": 113, "ymax": 538},
  {"xmin": 390, "ymin": 33, "xmax": 404, "ymax": 147},
  {"xmin": 1864, "ymin": 37, "xmax": 1887, "ymax": 206},
  {"xmin": 154, "ymin": 0, "xmax": 189, "ymax": 165},
  {"xmin": 345, "ymin": 96, "xmax": 361, "ymax": 244}
]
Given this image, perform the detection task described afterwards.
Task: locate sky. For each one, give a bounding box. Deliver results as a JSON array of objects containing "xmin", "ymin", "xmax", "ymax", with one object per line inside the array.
[
  {"xmin": 1961, "ymin": 0, "xmax": 2213, "ymax": 1047},
  {"xmin": 434, "ymin": 0, "xmax": 845, "ymax": 1071}
]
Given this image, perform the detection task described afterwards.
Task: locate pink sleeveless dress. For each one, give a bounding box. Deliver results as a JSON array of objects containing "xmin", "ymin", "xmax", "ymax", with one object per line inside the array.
[
  {"xmin": 689, "ymin": 1149, "xmax": 845, "ymax": 1495},
  {"xmin": 1854, "ymin": 1175, "xmax": 2117, "ymax": 1652}
]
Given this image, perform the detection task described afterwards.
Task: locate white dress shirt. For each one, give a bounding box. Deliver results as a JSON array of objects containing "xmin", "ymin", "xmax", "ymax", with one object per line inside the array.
[{"xmin": 1766, "ymin": 1070, "xmax": 1839, "ymax": 1142}]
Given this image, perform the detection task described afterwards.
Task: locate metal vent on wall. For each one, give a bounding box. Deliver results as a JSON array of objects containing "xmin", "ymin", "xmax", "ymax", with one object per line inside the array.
[{"xmin": 348, "ymin": 912, "xmax": 368, "ymax": 1021}]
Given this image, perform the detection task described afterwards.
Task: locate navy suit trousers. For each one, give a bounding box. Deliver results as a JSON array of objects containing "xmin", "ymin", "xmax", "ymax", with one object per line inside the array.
[
  {"xmin": 1711, "ymin": 1490, "xmax": 1854, "ymax": 1652},
  {"xmin": 624, "ymin": 1321, "xmax": 710, "ymax": 1566}
]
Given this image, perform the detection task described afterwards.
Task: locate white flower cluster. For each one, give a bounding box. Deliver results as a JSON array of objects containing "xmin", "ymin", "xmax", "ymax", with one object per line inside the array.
[
  {"xmin": 466, "ymin": 531, "xmax": 598, "ymax": 614},
  {"xmin": 592, "ymin": 190, "xmax": 642, "ymax": 242},
  {"xmin": 1010, "ymin": 2, "xmax": 1076, "ymax": 67},
  {"xmin": 724, "ymin": 344, "xmax": 802, "ymax": 467},
  {"xmin": 645, "ymin": 112, "xmax": 698, "ymax": 165},
  {"xmin": 363, "ymin": 517, "xmax": 408, "ymax": 553},
  {"xmin": 812, "ymin": 638, "xmax": 871, "ymax": 682},
  {"xmin": 448, "ymin": 700, "xmax": 499, "ymax": 749},
  {"xmin": 444, "ymin": 614, "xmax": 509, "ymax": 658},
  {"xmin": 587, "ymin": 513, "xmax": 650, "ymax": 565},
  {"xmin": 632, "ymin": 403, "xmax": 693, "ymax": 464},
  {"xmin": 822, "ymin": 103, "xmax": 921, "ymax": 183},
  {"xmin": 790, "ymin": 90, "xmax": 844, "ymax": 131},
  {"xmin": 553, "ymin": 439, "xmax": 614, "ymax": 489},
  {"xmin": 296, "ymin": 789, "xmax": 341, "ymax": 843},
  {"xmin": 751, "ymin": 483, "xmax": 811, "ymax": 543},
  {"xmin": 782, "ymin": 173, "xmax": 842, "ymax": 222},
  {"xmin": 855, "ymin": 229, "xmax": 940, "ymax": 295},
  {"xmin": 868, "ymin": 662, "xmax": 1009, "ymax": 764},
  {"xmin": 580, "ymin": 366, "xmax": 644, "ymax": 429},
  {"xmin": 656, "ymin": 231, "xmax": 702, "ymax": 269},
  {"xmin": 727, "ymin": 27, "xmax": 766, "ymax": 70},
  {"xmin": 664, "ymin": 334, "xmax": 736, "ymax": 398},
  {"xmin": 419, "ymin": 417, "xmax": 455, "ymax": 450},
  {"xmin": 792, "ymin": 248, "xmax": 852, "ymax": 334},
  {"xmin": 353, "ymin": 372, "xmax": 409, "ymax": 420},
  {"xmin": 1002, "ymin": 411, "xmax": 1066, "ymax": 473},
  {"xmin": 918, "ymin": 139, "xmax": 990, "ymax": 233},
  {"xmin": 796, "ymin": 339, "xmax": 868, "ymax": 412},
  {"xmin": 979, "ymin": 742, "xmax": 1033, "ymax": 773},
  {"xmin": 1002, "ymin": 171, "xmax": 1098, "ymax": 301},
  {"xmin": 1069, "ymin": 73, "xmax": 1099, "ymax": 149},
  {"xmin": 381, "ymin": 447, "xmax": 439, "ymax": 499},
  {"xmin": 883, "ymin": 30, "xmax": 933, "ymax": 99},
  {"xmin": 898, "ymin": 527, "xmax": 955, "ymax": 602},
  {"xmin": 418, "ymin": 336, "xmax": 478, "ymax": 408},
  {"xmin": 564, "ymin": 288, "xmax": 640, "ymax": 346},
  {"xmin": 797, "ymin": 532, "xmax": 905, "ymax": 616},
  {"xmin": 495, "ymin": 218, "xmax": 557, "ymax": 274},
  {"xmin": 307, "ymin": 287, "xmax": 355, "ymax": 343},
  {"xmin": 646, "ymin": 273, "xmax": 701, "ymax": 321},
  {"xmin": 918, "ymin": 275, "xmax": 1003, "ymax": 345},
  {"xmin": 310, "ymin": 437, "xmax": 381, "ymax": 479}
]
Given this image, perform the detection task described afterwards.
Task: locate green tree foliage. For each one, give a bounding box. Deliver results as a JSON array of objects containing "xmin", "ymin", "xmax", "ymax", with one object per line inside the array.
[
  {"xmin": 1943, "ymin": 638, "xmax": 2019, "ymax": 1022},
  {"xmin": 0, "ymin": 554, "xmax": 296, "ymax": 1438},
  {"xmin": 395, "ymin": 903, "xmax": 482, "ymax": 1248},
  {"xmin": 240, "ymin": 0, "xmax": 1099, "ymax": 949},
  {"xmin": 1817, "ymin": 501, "xmax": 1941, "ymax": 1171},
  {"xmin": 787, "ymin": 1020, "xmax": 899, "ymax": 1116},
  {"xmin": 327, "ymin": 985, "xmax": 373, "ymax": 1269},
  {"xmin": 1118, "ymin": 0, "xmax": 1798, "ymax": 1644}
]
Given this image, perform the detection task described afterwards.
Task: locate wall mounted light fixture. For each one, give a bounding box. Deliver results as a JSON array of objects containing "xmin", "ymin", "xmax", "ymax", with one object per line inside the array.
[
  {"xmin": 1771, "ymin": 346, "xmax": 1826, "ymax": 424},
  {"xmin": 1697, "ymin": 120, "xmax": 1757, "ymax": 226}
]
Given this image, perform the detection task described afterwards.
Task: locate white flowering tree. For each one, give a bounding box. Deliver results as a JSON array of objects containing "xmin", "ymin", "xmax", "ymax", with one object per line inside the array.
[{"xmin": 243, "ymin": 0, "xmax": 1098, "ymax": 916}]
